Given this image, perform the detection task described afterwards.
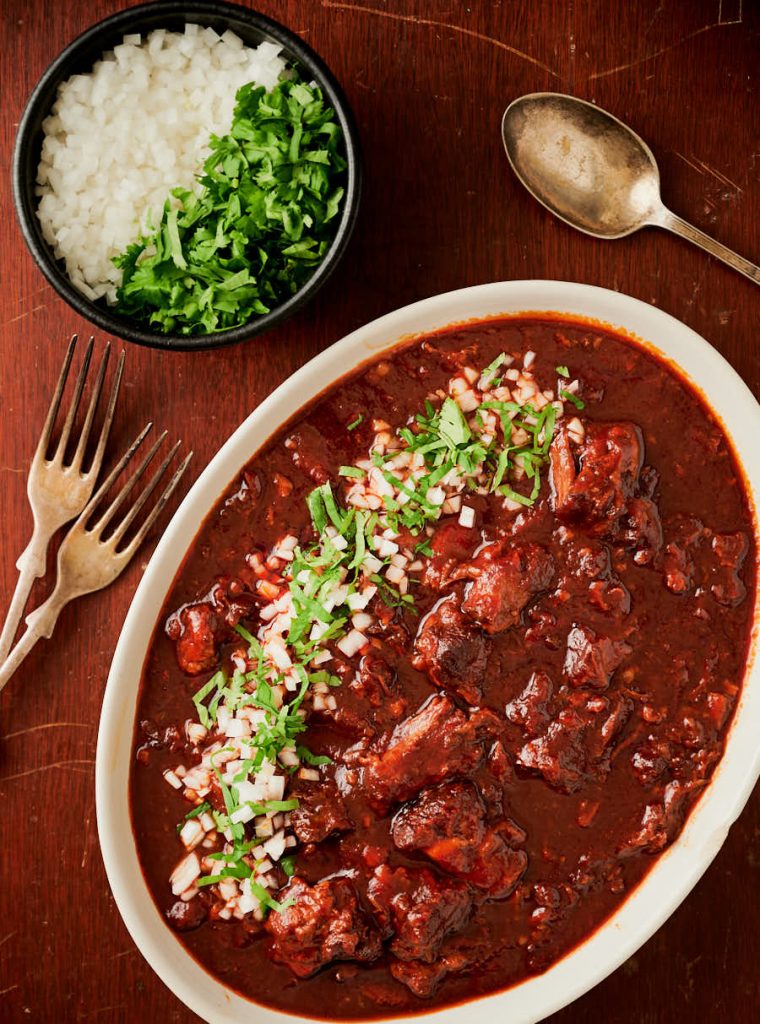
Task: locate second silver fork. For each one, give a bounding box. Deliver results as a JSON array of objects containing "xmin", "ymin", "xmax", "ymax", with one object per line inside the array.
[{"xmin": 0, "ymin": 422, "xmax": 192, "ymax": 694}]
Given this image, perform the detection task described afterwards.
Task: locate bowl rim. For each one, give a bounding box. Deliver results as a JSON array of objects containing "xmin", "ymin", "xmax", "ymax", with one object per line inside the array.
[
  {"xmin": 96, "ymin": 279, "xmax": 760, "ymax": 1024},
  {"xmin": 11, "ymin": 0, "xmax": 362, "ymax": 351}
]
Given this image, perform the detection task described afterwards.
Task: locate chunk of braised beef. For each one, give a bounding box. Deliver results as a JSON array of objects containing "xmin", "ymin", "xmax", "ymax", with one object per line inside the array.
[
  {"xmin": 710, "ymin": 532, "xmax": 749, "ymax": 607},
  {"xmin": 621, "ymin": 780, "xmax": 704, "ymax": 854},
  {"xmin": 362, "ymin": 695, "xmax": 500, "ymax": 812},
  {"xmin": 516, "ymin": 691, "xmax": 630, "ymax": 794},
  {"xmin": 560, "ymin": 537, "xmax": 611, "ymax": 579},
  {"xmin": 389, "ymin": 946, "xmax": 474, "ymax": 999},
  {"xmin": 367, "ymin": 864, "xmax": 472, "ymax": 963},
  {"xmin": 662, "ymin": 516, "xmax": 706, "ymax": 594},
  {"xmin": 348, "ymin": 653, "xmax": 408, "ymax": 731},
  {"xmin": 663, "ymin": 543, "xmax": 696, "ymax": 595},
  {"xmin": 166, "ymin": 581, "xmax": 256, "ymax": 676},
  {"xmin": 392, "ymin": 783, "xmax": 484, "ymax": 869},
  {"xmin": 423, "ymin": 521, "xmax": 480, "ymax": 591},
  {"xmin": 619, "ymin": 497, "xmax": 663, "ymax": 564},
  {"xmin": 391, "ymin": 782, "xmax": 527, "ymax": 898},
  {"xmin": 290, "ymin": 778, "xmax": 353, "ymax": 844},
  {"xmin": 517, "ymin": 708, "xmax": 589, "ymax": 794},
  {"xmin": 411, "ymin": 597, "xmax": 489, "ymax": 704},
  {"xmin": 588, "ymin": 578, "xmax": 631, "ymax": 615},
  {"xmin": 583, "ymin": 696, "xmax": 632, "ymax": 762},
  {"xmin": 549, "ymin": 425, "xmax": 577, "ymax": 513},
  {"xmin": 550, "ymin": 422, "xmax": 643, "ymax": 528},
  {"xmin": 352, "ymin": 653, "xmax": 397, "ymax": 707},
  {"xmin": 705, "ymin": 690, "xmax": 735, "ymax": 732},
  {"xmin": 456, "ymin": 542, "xmax": 555, "ymax": 634},
  {"xmin": 563, "ymin": 624, "xmax": 630, "ymax": 690},
  {"xmin": 505, "ymin": 672, "xmax": 554, "ymax": 738},
  {"xmin": 169, "ymin": 601, "xmax": 221, "ymax": 675},
  {"xmin": 266, "ymin": 875, "xmax": 382, "ymax": 978},
  {"xmin": 166, "ymin": 897, "xmax": 208, "ymax": 932}
]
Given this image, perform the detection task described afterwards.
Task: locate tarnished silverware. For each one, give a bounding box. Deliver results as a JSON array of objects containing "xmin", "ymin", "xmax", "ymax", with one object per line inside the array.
[
  {"xmin": 0, "ymin": 336, "xmax": 124, "ymax": 663},
  {"xmin": 502, "ymin": 92, "xmax": 760, "ymax": 285},
  {"xmin": 0, "ymin": 423, "xmax": 192, "ymax": 694}
]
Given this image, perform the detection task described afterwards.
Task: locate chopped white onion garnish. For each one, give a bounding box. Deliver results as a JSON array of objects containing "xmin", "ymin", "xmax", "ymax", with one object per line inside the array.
[
  {"xmin": 351, "ymin": 611, "xmax": 373, "ymax": 631},
  {"xmin": 337, "ymin": 629, "xmax": 368, "ymax": 658},
  {"xmin": 171, "ymin": 852, "xmax": 201, "ymax": 896},
  {"xmin": 459, "ymin": 505, "xmax": 475, "ymax": 528},
  {"xmin": 179, "ymin": 819, "xmax": 204, "ymax": 850}
]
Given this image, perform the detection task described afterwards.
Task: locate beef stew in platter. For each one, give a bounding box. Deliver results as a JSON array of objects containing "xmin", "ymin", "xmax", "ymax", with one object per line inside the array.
[{"xmin": 131, "ymin": 315, "xmax": 755, "ymax": 1019}]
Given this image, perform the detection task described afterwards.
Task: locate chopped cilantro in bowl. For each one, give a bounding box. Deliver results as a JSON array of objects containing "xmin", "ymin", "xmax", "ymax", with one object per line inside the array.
[{"xmin": 113, "ymin": 79, "xmax": 350, "ymax": 337}]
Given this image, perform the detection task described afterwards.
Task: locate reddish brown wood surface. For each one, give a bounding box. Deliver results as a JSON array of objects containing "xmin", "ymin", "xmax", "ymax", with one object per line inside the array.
[{"xmin": 1, "ymin": 1, "xmax": 758, "ymax": 1021}]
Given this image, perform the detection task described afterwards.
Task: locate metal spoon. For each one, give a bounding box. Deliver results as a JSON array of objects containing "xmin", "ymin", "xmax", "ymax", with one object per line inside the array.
[{"xmin": 502, "ymin": 92, "xmax": 759, "ymax": 286}]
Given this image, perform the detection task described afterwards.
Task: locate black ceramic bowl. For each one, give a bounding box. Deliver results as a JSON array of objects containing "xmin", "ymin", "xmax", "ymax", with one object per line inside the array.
[{"xmin": 12, "ymin": 1, "xmax": 362, "ymax": 351}]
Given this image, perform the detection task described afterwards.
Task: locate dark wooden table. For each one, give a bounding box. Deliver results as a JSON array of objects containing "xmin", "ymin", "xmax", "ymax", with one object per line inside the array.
[{"xmin": 1, "ymin": 1, "xmax": 758, "ymax": 1021}]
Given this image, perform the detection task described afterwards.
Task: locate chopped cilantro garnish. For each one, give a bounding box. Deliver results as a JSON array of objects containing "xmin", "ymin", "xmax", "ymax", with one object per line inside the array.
[
  {"xmin": 192, "ymin": 671, "xmax": 225, "ymax": 728},
  {"xmin": 297, "ymin": 746, "xmax": 333, "ymax": 766},
  {"xmin": 556, "ymin": 365, "xmax": 570, "ymax": 377},
  {"xmin": 280, "ymin": 855, "xmax": 297, "ymax": 877},
  {"xmin": 339, "ymin": 465, "xmax": 365, "ymax": 478},
  {"xmin": 233, "ymin": 623, "xmax": 257, "ymax": 647},
  {"xmin": 480, "ymin": 351, "xmax": 506, "ymax": 388},
  {"xmin": 347, "ymin": 414, "xmax": 364, "ymax": 431},
  {"xmin": 176, "ymin": 800, "xmax": 211, "ymax": 833},
  {"xmin": 438, "ymin": 397, "xmax": 472, "ymax": 447},
  {"xmin": 560, "ymin": 388, "xmax": 586, "ymax": 410}
]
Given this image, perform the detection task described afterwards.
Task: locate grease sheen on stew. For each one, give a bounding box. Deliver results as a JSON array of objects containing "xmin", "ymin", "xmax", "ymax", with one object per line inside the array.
[{"xmin": 131, "ymin": 316, "xmax": 755, "ymax": 1020}]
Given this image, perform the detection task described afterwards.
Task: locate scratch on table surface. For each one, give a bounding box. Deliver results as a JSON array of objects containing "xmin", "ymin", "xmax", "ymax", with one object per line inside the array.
[
  {"xmin": 674, "ymin": 151, "xmax": 706, "ymax": 176},
  {"xmin": 718, "ymin": 0, "xmax": 743, "ymax": 25},
  {"xmin": 83, "ymin": 1004, "xmax": 127, "ymax": 1018},
  {"xmin": 1, "ymin": 720, "xmax": 94, "ymax": 742},
  {"xmin": 589, "ymin": 21, "xmax": 740, "ymax": 80},
  {"xmin": 675, "ymin": 152, "xmax": 743, "ymax": 197},
  {"xmin": 694, "ymin": 158, "xmax": 743, "ymax": 192},
  {"xmin": 3, "ymin": 303, "xmax": 47, "ymax": 327},
  {"xmin": 0, "ymin": 984, "xmax": 19, "ymax": 997},
  {"xmin": 321, "ymin": 0, "xmax": 559, "ymax": 77},
  {"xmin": 0, "ymin": 758, "xmax": 94, "ymax": 783},
  {"xmin": 81, "ymin": 809, "xmax": 92, "ymax": 869},
  {"xmin": 0, "ymin": 466, "xmax": 24, "ymax": 475},
  {"xmin": 685, "ymin": 277, "xmax": 704, "ymax": 307},
  {"xmin": 0, "ymin": 931, "xmax": 17, "ymax": 950}
]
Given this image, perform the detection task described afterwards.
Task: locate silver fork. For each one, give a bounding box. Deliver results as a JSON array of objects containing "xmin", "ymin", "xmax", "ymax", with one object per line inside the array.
[
  {"xmin": 0, "ymin": 424, "xmax": 193, "ymax": 694},
  {"xmin": 0, "ymin": 336, "xmax": 124, "ymax": 663}
]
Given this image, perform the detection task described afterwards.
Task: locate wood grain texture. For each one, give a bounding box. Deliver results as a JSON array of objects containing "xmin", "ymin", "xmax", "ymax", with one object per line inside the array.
[{"xmin": 0, "ymin": 0, "xmax": 758, "ymax": 1021}]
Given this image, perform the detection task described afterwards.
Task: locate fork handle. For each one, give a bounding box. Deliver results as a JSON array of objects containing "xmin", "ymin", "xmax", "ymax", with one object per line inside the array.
[
  {"xmin": 0, "ymin": 530, "xmax": 49, "ymax": 664},
  {"xmin": 0, "ymin": 589, "xmax": 67, "ymax": 696}
]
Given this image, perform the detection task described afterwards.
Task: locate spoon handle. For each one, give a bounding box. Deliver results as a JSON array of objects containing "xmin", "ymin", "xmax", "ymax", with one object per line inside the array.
[{"xmin": 656, "ymin": 209, "xmax": 760, "ymax": 286}]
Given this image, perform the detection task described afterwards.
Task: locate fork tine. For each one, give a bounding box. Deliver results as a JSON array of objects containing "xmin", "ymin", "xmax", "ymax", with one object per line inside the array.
[
  {"xmin": 53, "ymin": 336, "xmax": 94, "ymax": 462},
  {"xmin": 81, "ymin": 421, "xmax": 153, "ymax": 524},
  {"xmin": 35, "ymin": 335, "xmax": 77, "ymax": 460},
  {"xmin": 121, "ymin": 451, "xmax": 193, "ymax": 557},
  {"xmin": 70, "ymin": 342, "xmax": 110, "ymax": 471},
  {"xmin": 90, "ymin": 430, "xmax": 168, "ymax": 537},
  {"xmin": 86, "ymin": 349, "xmax": 125, "ymax": 474},
  {"xmin": 109, "ymin": 440, "xmax": 183, "ymax": 547}
]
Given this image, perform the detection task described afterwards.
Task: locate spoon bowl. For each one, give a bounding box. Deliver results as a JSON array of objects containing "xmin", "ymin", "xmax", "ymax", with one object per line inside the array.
[
  {"xmin": 502, "ymin": 93, "xmax": 662, "ymax": 238},
  {"xmin": 502, "ymin": 92, "xmax": 759, "ymax": 284}
]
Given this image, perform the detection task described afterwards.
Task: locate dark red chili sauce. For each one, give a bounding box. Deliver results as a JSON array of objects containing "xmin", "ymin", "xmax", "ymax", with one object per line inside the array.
[{"xmin": 130, "ymin": 316, "xmax": 756, "ymax": 1020}]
